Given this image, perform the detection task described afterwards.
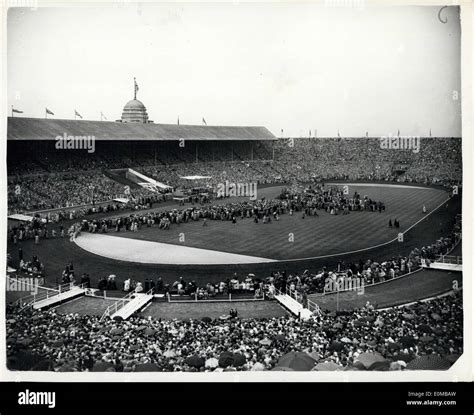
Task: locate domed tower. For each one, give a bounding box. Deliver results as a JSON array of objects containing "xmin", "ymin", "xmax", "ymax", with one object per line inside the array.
[{"xmin": 121, "ymin": 78, "xmax": 149, "ymax": 123}]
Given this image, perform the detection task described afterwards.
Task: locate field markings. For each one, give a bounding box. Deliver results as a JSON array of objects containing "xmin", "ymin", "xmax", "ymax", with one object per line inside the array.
[{"xmin": 275, "ymin": 194, "xmax": 453, "ymax": 263}]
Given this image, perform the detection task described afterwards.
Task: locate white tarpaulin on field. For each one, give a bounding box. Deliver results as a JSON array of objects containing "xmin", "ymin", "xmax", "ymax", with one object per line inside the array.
[
  {"xmin": 74, "ymin": 233, "xmax": 276, "ymax": 265},
  {"xmin": 113, "ymin": 198, "xmax": 130, "ymax": 204}
]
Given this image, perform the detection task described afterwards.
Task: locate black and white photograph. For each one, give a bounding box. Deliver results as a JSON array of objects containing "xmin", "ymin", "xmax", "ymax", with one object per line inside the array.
[{"xmin": 1, "ymin": 0, "xmax": 471, "ymax": 386}]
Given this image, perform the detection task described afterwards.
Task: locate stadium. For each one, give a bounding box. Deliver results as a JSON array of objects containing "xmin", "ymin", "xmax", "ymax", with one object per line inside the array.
[{"xmin": 5, "ymin": 86, "xmax": 463, "ymax": 373}]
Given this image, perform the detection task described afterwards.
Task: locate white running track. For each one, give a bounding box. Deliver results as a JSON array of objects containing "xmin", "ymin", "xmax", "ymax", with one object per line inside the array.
[{"xmin": 74, "ymin": 233, "xmax": 276, "ymax": 265}]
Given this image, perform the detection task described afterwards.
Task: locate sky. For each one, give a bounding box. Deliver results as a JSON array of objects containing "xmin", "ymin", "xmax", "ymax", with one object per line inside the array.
[{"xmin": 7, "ymin": 3, "xmax": 462, "ymax": 137}]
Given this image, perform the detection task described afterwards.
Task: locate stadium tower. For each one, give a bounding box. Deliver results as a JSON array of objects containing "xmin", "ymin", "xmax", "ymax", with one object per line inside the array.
[{"xmin": 120, "ymin": 77, "xmax": 149, "ymax": 123}]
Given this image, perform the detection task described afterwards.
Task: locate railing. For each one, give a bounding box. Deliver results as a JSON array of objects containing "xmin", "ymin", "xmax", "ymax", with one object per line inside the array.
[
  {"xmin": 144, "ymin": 288, "xmax": 154, "ymax": 297},
  {"xmin": 273, "ymin": 285, "xmax": 322, "ymax": 318},
  {"xmin": 100, "ymin": 290, "xmax": 135, "ymax": 322},
  {"xmin": 7, "ymin": 275, "xmax": 54, "ymax": 295},
  {"xmin": 285, "ymin": 286, "xmax": 301, "ymax": 303},
  {"xmin": 286, "ymin": 286, "xmax": 322, "ymax": 317},
  {"xmin": 435, "ymin": 255, "xmax": 462, "ymax": 265},
  {"xmin": 13, "ymin": 281, "xmax": 61, "ymax": 309},
  {"xmin": 166, "ymin": 291, "xmax": 263, "ymax": 303},
  {"xmin": 13, "ymin": 281, "xmax": 87, "ymax": 311},
  {"xmin": 321, "ymin": 267, "xmax": 424, "ymax": 296},
  {"xmin": 306, "ymin": 298, "xmax": 322, "ymax": 317}
]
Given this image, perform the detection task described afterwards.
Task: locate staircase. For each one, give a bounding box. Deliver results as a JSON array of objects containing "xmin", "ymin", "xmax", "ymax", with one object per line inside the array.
[
  {"xmin": 101, "ymin": 289, "xmax": 154, "ymax": 321},
  {"xmin": 273, "ymin": 287, "xmax": 320, "ymax": 321},
  {"xmin": 15, "ymin": 281, "xmax": 88, "ymax": 311},
  {"xmin": 33, "ymin": 285, "xmax": 87, "ymax": 309}
]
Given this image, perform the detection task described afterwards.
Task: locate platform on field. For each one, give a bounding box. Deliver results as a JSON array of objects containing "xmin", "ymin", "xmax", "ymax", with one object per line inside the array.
[
  {"xmin": 110, "ymin": 292, "xmax": 154, "ymax": 320},
  {"xmin": 274, "ymin": 294, "xmax": 313, "ymax": 320}
]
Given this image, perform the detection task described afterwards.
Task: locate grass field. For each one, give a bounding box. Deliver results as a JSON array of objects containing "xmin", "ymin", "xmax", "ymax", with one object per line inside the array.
[
  {"xmin": 311, "ymin": 268, "xmax": 462, "ymax": 311},
  {"xmin": 54, "ymin": 296, "xmax": 118, "ymax": 316},
  {"xmin": 50, "ymin": 296, "xmax": 288, "ymax": 319},
  {"xmin": 102, "ymin": 184, "xmax": 449, "ymax": 260},
  {"xmin": 141, "ymin": 299, "xmax": 288, "ymax": 320}
]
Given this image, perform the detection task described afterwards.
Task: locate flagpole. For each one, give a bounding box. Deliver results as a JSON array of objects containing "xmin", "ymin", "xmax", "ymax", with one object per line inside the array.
[{"xmin": 11, "ymin": 105, "xmax": 13, "ymax": 118}]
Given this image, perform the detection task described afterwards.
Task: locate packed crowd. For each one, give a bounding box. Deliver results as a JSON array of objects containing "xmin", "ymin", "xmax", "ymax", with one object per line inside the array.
[
  {"xmin": 140, "ymin": 160, "xmax": 273, "ymax": 191},
  {"xmin": 6, "ymin": 291, "xmax": 462, "ymax": 372},
  {"xmin": 271, "ymin": 137, "xmax": 462, "ymax": 186},
  {"xmin": 7, "ymin": 172, "xmax": 157, "ymax": 214},
  {"xmin": 8, "ymin": 137, "xmax": 461, "ymax": 214},
  {"xmin": 280, "ymin": 184, "xmax": 385, "ymax": 214},
  {"xmin": 121, "ymin": 275, "xmax": 266, "ymax": 299}
]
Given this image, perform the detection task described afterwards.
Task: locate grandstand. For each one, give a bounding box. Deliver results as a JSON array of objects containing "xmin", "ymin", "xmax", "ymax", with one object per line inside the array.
[{"xmin": 7, "ymin": 117, "xmax": 276, "ymax": 177}]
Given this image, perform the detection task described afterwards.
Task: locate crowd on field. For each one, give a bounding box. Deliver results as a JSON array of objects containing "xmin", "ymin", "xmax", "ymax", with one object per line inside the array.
[{"xmin": 73, "ymin": 184, "xmax": 383, "ymax": 237}]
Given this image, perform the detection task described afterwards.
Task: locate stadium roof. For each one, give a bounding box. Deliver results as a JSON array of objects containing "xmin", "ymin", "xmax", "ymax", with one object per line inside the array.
[{"xmin": 7, "ymin": 117, "xmax": 276, "ymax": 141}]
